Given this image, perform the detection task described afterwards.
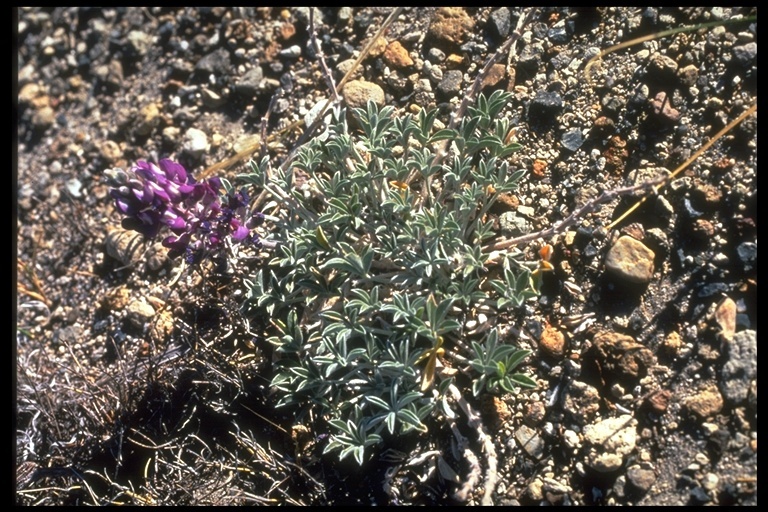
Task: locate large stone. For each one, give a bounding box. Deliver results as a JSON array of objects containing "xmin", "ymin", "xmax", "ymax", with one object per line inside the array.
[
  {"xmin": 342, "ymin": 80, "xmax": 385, "ymax": 109},
  {"xmin": 685, "ymin": 384, "xmax": 724, "ymax": 419},
  {"xmin": 563, "ymin": 380, "xmax": 600, "ymax": 425},
  {"xmin": 383, "ymin": 40, "xmax": 413, "ymax": 69},
  {"xmin": 514, "ymin": 425, "xmax": 546, "ymax": 460},
  {"xmin": 593, "ymin": 331, "xmax": 654, "ymax": 381},
  {"xmin": 626, "ymin": 463, "xmax": 657, "ymax": 493},
  {"xmin": 583, "ymin": 415, "xmax": 638, "ymax": 472},
  {"xmin": 427, "ymin": 7, "xmax": 475, "ymax": 50},
  {"xmin": 183, "ymin": 127, "xmax": 210, "ymax": 158},
  {"xmin": 720, "ymin": 329, "xmax": 756, "ymax": 405},
  {"xmin": 540, "ymin": 325, "xmax": 566, "ymax": 360},
  {"xmin": 605, "ymin": 235, "xmax": 655, "ymax": 284}
]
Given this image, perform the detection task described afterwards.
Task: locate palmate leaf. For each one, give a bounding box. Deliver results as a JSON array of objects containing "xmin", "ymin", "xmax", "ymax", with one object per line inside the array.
[
  {"xmin": 368, "ymin": 384, "xmax": 429, "ymax": 435},
  {"xmin": 347, "ymin": 286, "xmax": 382, "ymax": 315},
  {"xmin": 320, "ymin": 244, "xmax": 374, "ymax": 278},
  {"xmin": 248, "ymin": 90, "xmax": 541, "ymax": 466},
  {"xmin": 325, "ymin": 416, "xmax": 383, "ymax": 465},
  {"xmin": 397, "ymin": 407, "xmax": 428, "ymax": 433},
  {"xmin": 415, "ymin": 106, "xmax": 439, "ymax": 144},
  {"xmin": 468, "ymin": 329, "xmax": 534, "ymax": 396}
]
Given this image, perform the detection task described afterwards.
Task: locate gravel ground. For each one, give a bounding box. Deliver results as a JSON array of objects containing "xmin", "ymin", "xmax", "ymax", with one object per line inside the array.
[{"xmin": 16, "ymin": 7, "xmax": 756, "ymax": 506}]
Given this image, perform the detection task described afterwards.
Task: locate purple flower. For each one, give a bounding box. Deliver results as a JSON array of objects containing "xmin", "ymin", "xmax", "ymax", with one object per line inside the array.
[{"xmin": 105, "ymin": 158, "xmax": 263, "ymax": 263}]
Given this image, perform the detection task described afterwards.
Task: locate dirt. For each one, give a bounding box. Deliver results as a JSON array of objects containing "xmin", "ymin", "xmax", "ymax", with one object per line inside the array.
[{"xmin": 16, "ymin": 7, "xmax": 756, "ymax": 505}]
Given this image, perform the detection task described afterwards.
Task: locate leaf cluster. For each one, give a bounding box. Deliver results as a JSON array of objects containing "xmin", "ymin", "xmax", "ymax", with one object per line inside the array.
[{"xmin": 239, "ymin": 91, "xmax": 539, "ymax": 464}]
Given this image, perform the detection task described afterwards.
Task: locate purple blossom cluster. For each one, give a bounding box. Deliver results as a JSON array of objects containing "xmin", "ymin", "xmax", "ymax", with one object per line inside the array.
[{"xmin": 105, "ymin": 159, "xmax": 263, "ymax": 263}]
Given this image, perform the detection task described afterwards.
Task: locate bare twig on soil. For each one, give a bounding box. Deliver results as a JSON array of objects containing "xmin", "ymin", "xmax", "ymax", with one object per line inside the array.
[{"xmin": 607, "ymin": 101, "xmax": 757, "ymax": 230}]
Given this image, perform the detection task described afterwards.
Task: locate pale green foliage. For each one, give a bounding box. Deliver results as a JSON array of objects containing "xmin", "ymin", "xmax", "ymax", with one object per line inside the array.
[{"xmin": 240, "ymin": 91, "xmax": 538, "ymax": 465}]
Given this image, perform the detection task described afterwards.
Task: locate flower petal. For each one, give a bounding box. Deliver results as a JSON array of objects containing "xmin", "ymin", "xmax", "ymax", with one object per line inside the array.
[
  {"xmin": 231, "ymin": 224, "xmax": 250, "ymax": 241},
  {"xmin": 159, "ymin": 159, "xmax": 188, "ymax": 183}
]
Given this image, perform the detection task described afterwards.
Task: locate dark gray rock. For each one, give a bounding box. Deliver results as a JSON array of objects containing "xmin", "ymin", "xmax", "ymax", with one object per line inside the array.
[
  {"xmin": 626, "ymin": 464, "xmax": 656, "ymax": 493},
  {"xmin": 736, "ymin": 241, "xmax": 756, "ymax": 271},
  {"xmin": 194, "ymin": 48, "xmax": 230, "ymax": 79},
  {"xmin": 548, "ymin": 24, "xmax": 569, "ymax": 44},
  {"xmin": 561, "ymin": 128, "xmax": 584, "ymax": 151},
  {"xmin": 514, "ymin": 424, "xmax": 546, "ymax": 460},
  {"xmin": 436, "ymin": 69, "xmax": 463, "ymax": 99},
  {"xmin": 487, "ymin": 7, "xmax": 511, "ymax": 43},
  {"xmin": 528, "ymin": 90, "xmax": 563, "ymax": 123},
  {"xmin": 732, "ymin": 42, "xmax": 757, "ymax": 68},
  {"xmin": 235, "ymin": 66, "xmax": 264, "ymax": 97}
]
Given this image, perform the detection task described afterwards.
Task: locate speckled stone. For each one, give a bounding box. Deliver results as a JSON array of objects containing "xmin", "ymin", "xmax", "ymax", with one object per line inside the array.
[
  {"xmin": 426, "ymin": 7, "xmax": 475, "ymax": 49},
  {"xmin": 685, "ymin": 384, "xmax": 724, "ymax": 419},
  {"xmin": 583, "ymin": 415, "xmax": 638, "ymax": 472},
  {"xmin": 342, "ymin": 80, "xmax": 385, "ymax": 109},
  {"xmin": 514, "ymin": 424, "xmax": 546, "ymax": 460},
  {"xmin": 626, "ymin": 463, "xmax": 656, "ymax": 493},
  {"xmin": 383, "ymin": 40, "xmax": 414, "ymax": 69}
]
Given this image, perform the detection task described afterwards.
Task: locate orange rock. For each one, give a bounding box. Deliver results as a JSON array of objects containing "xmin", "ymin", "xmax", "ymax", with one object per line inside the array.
[
  {"xmin": 532, "ymin": 159, "xmax": 548, "ymax": 179},
  {"xmin": 481, "ymin": 63, "xmax": 507, "ymax": 90},
  {"xmin": 540, "ymin": 325, "xmax": 566, "ymax": 359},
  {"xmin": 279, "ymin": 22, "xmax": 296, "ymax": 41},
  {"xmin": 383, "ymin": 41, "xmax": 413, "ymax": 69}
]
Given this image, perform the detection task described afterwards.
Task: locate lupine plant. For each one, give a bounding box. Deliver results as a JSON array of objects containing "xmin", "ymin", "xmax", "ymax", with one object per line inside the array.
[
  {"xmin": 239, "ymin": 90, "xmax": 539, "ymax": 465},
  {"xmin": 104, "ymin": 158, "xmax": 264, "ymax": 264}
]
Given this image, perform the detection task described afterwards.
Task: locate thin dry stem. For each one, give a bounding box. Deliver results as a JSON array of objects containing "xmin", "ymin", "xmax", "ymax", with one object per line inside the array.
[
  {"xmin": 606, "ymin": 101, "xmax": 757, "ymax": 230},
  {"xmin": 17, "ymin": 258, "xmax": 51, "ymax": 307},
  {"xmin": 277, "ymin": 7, "xmax": 404, "ymax": 174},
  {"xmin": 309, "ymin": 8, "xmax": 340, "ymax": 103},
  {"xmin": 408, "ymin": 7, "xmax": 539, "ymax": 207},
  {"xmin": 484, "ymin": 174, "xmax": 667, "ymax": 252},
  {"xmin": 448, "ymin": 8, "xmax": 539, "ymax": 133}
]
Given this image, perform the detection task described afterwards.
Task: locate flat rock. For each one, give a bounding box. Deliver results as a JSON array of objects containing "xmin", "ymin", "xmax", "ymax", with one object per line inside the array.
[
  {"xmin": 528, "ymin": 90, "xmax": 563, "ymax": 123},
  {"xmin": 514, "ymin": 424, "xmax": 546, "ymax": 460},
  {"xmin": 685, "ymin": 384, "xmax": 723, "ymax": 419},
  {"xmin": 436, "ymin": 69, "xmax": 463, "ymax": 98},
  {"xmin": 712, "ymin": 296, "xmax": 737, "ymax": 342},
  {"xmin": 383, "ymin": 40, "xmax": 413, "ymax": 69},
  {"xmin": 126, "ymin": 299, "xmax": 156, "ymax": 330},
  {"xmin": 626, "ymin": 463, "xmax": 656, "ymax": 493},
  {"xmin": 486, "ymin": 7, "xmax": 511, "ymax": 43},
  {"xmin": 182, "ymin": 127, "xmax": 210, "ymax": 158},
  {"xmin": 563, "ymin": 380, "xmax": 600, "ymax": 425}
]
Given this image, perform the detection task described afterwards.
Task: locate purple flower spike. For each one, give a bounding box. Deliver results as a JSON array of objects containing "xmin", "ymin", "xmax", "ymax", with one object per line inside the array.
[{"xmin": 106, "ymin": 158, "xmax": 266, "ymax": 264}]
